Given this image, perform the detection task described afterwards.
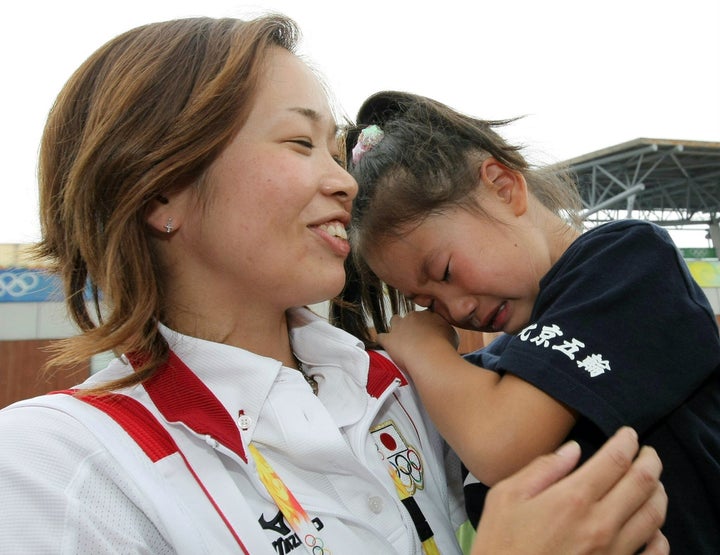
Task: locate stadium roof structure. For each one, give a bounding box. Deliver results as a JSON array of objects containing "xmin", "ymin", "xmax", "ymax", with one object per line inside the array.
[{"xmin": 559, "ymin": 138, "xmax": 720, "ymax": 228}]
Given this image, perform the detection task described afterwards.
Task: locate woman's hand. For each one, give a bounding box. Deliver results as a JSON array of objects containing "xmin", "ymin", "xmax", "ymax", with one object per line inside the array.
[{"xmin": 472, "ymin": 427, "xmax": 668, "ymax": 555}]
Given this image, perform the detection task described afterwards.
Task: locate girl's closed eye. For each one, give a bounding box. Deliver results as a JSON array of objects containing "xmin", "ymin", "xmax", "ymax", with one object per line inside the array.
[
  {"xmin": 442, "ymin": 263, "xmax": 451, "ymax": 282},
  {"xmin": 432, "ymin": 260, "xmax": 450, "ymax": 283}
]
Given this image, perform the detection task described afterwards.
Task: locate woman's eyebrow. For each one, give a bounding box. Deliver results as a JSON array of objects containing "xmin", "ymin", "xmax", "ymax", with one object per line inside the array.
[
  {"xmin": 287, "ymin": 106, "xmax": 339, "ymax": 137},
  {"xmin": 288, "ymin": 106, "xmax": 320, "ymax": 120}
]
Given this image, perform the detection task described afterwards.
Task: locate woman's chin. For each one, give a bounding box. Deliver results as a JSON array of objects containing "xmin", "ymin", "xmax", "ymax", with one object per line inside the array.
[{"xmin": 298, "ymin": 273, "xmax": 346, "ymax": 307}]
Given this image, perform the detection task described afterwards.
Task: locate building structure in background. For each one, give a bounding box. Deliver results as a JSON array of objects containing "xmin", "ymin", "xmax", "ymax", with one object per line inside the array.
[
  {"xmin": 565, "ymin": 138, "xmax": 720, "ymax": 251},
  {"xmin": 0, "ymin": 244, "xmax": 91, "ymax": 408}
]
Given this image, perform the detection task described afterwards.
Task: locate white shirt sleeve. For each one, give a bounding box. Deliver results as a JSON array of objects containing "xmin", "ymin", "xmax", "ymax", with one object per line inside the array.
[{"xmin": 0, "ymin": 405, "xmax": 173, "ymax": 554}]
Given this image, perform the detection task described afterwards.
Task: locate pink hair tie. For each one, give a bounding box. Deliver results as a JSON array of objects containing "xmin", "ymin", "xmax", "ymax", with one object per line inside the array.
[{"xmin": 351, "ymin": 124, "xmax": 384, "ymax": 165}]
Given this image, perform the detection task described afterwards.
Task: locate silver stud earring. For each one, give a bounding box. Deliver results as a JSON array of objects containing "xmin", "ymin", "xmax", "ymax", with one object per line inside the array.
[{"xmin": 164, "ymin": 217, "xmax": 174, "ymax": 233}]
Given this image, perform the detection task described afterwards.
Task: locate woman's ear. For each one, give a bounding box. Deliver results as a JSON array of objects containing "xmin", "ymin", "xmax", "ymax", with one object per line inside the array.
[
  {"xmin": 146, "ymin": 191, "xmax": 188, "ymax": 236},
  {"xmin": 479, "ymin": 157, "xmax": 528, "ymax": 217}
]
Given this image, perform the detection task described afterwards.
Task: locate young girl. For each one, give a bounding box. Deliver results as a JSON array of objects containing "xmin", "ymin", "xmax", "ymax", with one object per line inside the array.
[
  {"xmin": 0, "ymin": 17, "xmax": 668, "ymax": 555},
  {"xmin": 337, "ymin": 90, "xmax": 720, "ymax": 554}
]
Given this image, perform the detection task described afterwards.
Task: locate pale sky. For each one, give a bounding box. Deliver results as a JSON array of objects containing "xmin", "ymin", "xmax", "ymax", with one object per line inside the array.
[{"xmin": 2, "ymin": 0, "xmax": 719, "ymax": 246}]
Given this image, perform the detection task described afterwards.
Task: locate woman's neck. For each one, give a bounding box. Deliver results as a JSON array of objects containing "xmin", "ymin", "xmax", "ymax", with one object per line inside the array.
[{"xmin": 165, "ymin": 302, "xmax": 296, "ymax": 366}]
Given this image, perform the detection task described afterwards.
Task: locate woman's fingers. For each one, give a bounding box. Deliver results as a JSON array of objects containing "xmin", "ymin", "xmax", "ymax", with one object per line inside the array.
[
  {"xmin": 562, "ymin": 427, "xmax": 640, "ymax": 501},
  {"xmin": 555, "ymin": 428, "xmax": 667, "ymax": 553},
  {"xmin": 472, "ymin": 427, "xmax": 668, "ymax": 555},
  {"xmin": 495, "ymin": 438, "xmax": 583, "ymax": 499},
  {"xmin": 601, "ymin": 446, "xmax": 668, "ymax": 554},
  {"xmin": 638, "ymin": 529, "xmax": 670, "ymax": 554}
]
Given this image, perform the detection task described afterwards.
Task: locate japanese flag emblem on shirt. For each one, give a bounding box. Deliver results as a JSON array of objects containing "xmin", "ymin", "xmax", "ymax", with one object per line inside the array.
[{"xmin": 371, "ymin": 421, "xmax": 425, "ymax": 495}]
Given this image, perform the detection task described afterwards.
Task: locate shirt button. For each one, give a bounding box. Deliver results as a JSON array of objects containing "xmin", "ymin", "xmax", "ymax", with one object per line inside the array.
[
  {"xmin": 368, "ymin": 495, "xmax": 384, "ymax": 514},
  {"xmin": 238, "ymin": 411, "xmax": 252, "ymax": 430}
]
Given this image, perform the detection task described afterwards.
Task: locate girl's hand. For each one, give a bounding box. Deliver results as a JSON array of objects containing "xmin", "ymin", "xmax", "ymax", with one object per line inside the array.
[{"xmin": 376, "ymin": 311, "xmax": 459, "ymax": 370}]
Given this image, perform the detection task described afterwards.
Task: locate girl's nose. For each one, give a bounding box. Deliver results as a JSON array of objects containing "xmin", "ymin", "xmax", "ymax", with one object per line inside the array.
[{"xmin": 445, "ymin": 296, "xmax": 476, "ymax": 327}]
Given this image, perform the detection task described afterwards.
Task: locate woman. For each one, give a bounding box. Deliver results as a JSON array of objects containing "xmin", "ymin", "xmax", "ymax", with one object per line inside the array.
[{"xmin": 0, "ymin": 15, "xmax": 666, "ymax": 554}]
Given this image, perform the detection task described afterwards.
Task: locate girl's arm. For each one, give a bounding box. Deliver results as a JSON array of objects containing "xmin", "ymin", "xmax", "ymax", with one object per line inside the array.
[{"xmin": 378, "ymin": 310, "xmax": 576, "ymax": 485}]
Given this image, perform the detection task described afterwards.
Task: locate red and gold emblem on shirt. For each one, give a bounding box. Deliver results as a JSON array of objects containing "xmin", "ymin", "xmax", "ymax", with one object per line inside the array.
[{"xmin": 371, "ymin": 421, "xmax": 424, "ymax": 495}]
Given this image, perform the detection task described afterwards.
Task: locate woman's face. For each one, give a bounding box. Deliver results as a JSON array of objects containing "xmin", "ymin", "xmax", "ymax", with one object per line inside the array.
[{"xmin": 176, "ymin": 48, "xmax": 357, "ymax": 313}]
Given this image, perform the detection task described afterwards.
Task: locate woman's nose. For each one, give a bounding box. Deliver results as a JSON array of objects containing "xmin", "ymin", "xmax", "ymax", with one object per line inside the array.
[{"xmin": 322, "ymin": 162, "xmax": 358, "ymax": 203}]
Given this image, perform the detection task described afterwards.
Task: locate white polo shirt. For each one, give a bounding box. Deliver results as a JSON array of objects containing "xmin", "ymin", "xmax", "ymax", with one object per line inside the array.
[{"xmin": 0, "ymin": 307, "xmax": 466, "ymax": 554}]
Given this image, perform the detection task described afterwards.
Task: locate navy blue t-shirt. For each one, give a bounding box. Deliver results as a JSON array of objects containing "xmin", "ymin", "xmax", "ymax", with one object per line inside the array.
[{"xmin": 463, "ymin": 220, "xmax": 720, "ymax": 554}]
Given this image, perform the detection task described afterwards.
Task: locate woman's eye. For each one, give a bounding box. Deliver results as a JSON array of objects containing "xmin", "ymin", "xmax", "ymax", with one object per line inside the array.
[{"xmin": 291, "ymin": 139, "xmax": 314, "ymax": 149}]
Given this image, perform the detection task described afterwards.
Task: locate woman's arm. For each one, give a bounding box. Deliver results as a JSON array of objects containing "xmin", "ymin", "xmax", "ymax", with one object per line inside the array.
[
  {"xmin": 472, "ymin": 427, "xmax": 668, "ymax": 555},
  {"xmin": 378, "ymin": 310, "xmax": 575, "ymax": 484}
]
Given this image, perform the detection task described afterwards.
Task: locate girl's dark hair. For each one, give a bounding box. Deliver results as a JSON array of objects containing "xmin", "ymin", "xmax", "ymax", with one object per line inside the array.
[
  {"xmin": 330, "ymin": 91, "xmax": 582, "ymax": 346},
  {"xmin": 35, "ymin": 15, "xmax": 299, "ymax": 391}
]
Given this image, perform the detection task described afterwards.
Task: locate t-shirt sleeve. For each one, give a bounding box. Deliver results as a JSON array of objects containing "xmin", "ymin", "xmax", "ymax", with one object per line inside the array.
[
  {"xmin": 491, "ymin": 221, "xmax": 720, "ymax": 435},
  {"xmin": 463, "ymin": 333, "xmax": 512, "ymax": 372}
]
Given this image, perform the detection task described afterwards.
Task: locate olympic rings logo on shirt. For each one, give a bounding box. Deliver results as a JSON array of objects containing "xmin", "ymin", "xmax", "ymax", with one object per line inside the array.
[
  {"xmin": 305, "ymin": 534, "xmax": 331, "ymax": 554},
  {"xmin": 0, "ymin": 271, "xmax": 40, "ymax": 298},
  {"xmin": 388, "ymin": 447, "xmax": 424, "ymax": 494}
]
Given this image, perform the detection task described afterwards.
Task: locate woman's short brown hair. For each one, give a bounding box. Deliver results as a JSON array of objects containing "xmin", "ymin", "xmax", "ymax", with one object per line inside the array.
[{"xmin": 36, "ymin": 15, "xmax": 299, "ymax": 390}]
